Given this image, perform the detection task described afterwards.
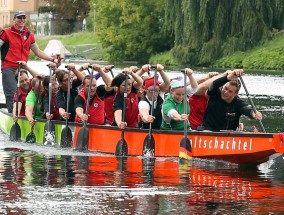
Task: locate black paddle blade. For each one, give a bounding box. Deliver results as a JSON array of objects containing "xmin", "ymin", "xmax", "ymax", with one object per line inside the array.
[
  {"xmin": 60, "ymin": 126, "xmax": 73, "ymax": 148},
  {"xmin": 142, "ymin": 134, "xmax": 155, "ymax": 157},
  {"xmin": 25, "ymin": 131, "xmax": 36, "ymax": 143},
  {"xmin": 116, "ymin": 156, "xmax": 128, "ymax": 171},
  {"xmin": 142, "ymin": 157, "xmax": 155, "ymax": 184},
  {"xmin": 9, "ymin": 122, "xmax": 21, "ymax": 141},
  {"xmin": 179, "ymin": 137, "xmax": 192, "ymax": 160},
  {"xmin": 115, "ymin": 138, "xmax": 128, "ymax": 157},
  {"xmin": 43, "ymin": 120, "xmax": 56, "ymax": 145},
  {"xmin": 75, "ymin": 125, "xmax": 89, "ymax": 151}
]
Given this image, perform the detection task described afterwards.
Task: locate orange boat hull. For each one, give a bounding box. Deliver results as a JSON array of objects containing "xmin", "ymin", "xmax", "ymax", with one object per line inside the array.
[
  {"xmin": 73, "ymin": 125, "xmax": 284, "ymax": 164},
  {"xmin": 0, "ymin": 109, "xmax": 283, "ymax": 165}
]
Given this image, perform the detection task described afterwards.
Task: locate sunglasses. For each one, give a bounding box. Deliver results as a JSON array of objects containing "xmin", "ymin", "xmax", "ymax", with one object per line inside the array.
[{"xmin": 16, "ymin": 16, "xmax": 26, "ymax": 20}]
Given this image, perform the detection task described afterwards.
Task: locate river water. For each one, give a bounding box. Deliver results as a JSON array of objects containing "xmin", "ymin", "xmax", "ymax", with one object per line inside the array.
[{"xmin": 0, "ymin": 61, "xmax": 284, "ymax": 214}]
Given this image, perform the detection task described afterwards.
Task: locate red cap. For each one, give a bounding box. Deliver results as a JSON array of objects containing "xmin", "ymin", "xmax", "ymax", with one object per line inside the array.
[{"xmin": 144, "ymin": 77, "xmax": 160, "ymax": 89}]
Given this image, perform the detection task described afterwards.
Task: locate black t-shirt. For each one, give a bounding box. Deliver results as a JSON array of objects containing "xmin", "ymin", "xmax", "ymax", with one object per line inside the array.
[
  {"xmin": 203, "ymin": 76, "xmax": 253, "ymax": 131},
  {"xmin": 56, "ymin": 79, "xmax": 82, "ymax": 122}
]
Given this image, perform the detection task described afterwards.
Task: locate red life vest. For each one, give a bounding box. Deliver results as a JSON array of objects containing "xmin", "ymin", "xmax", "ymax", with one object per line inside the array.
[
  {"xmin": 104, "ymin": 95, "xmax": 115, "ymax": 125},
  {"xmin": 116, "ymin": 91, "xmax": 139, "ymax": 128},
  {"xmin": 13, "ymin": 87, "xmax": 28, "ymax": 116},
  {"xmin": 126, "ymin": 92, "xmax": 139, "ymax": 128},
  {"xmin": 0, "ymin": 25, "xmax": 35, "ymax": 69},
  {"xmin": 13, "ymin": 79, "xmax": 32, "ymax": 116},
  {"xmin": 50, "ymin": 96, "xmax": 60, "ymax": 120},
  {"xmin": 188, "ymin": 94, "xmax": 208, "ymax": 129},
  {"xmin": 75, "ymin": 90, "xmax": 105, "ymax": 125}
]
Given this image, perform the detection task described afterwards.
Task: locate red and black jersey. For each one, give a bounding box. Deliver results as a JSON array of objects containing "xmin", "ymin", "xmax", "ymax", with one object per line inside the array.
[
  {"xmin": 75, "ymin": 88, "xmax": 105, "ymax": 125},
  {"xmin": 0, "ymin": 25, "xmax": 35, "ymax": 69},
  {"xmin": 113, "ymin": 86, "xmax": 139, "ymax": 128},
  {"xmin": 13, "ymin": 79, "xmax": 32, "ymax": 116}
]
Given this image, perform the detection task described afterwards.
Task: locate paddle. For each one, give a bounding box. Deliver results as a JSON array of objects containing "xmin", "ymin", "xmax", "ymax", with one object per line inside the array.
[
  {"xmin": 75, "ymin": 65, "xmax": 94, "ymax": 151},
  {"xmin": 25, "ymin": 80, "xmax": 42, "ymax": 143},
  {"xmin": 115, "ymin": 74, "xmax": 129, "ymax": 157},
  {"xmin": 239, "ymin": 76, "xmax": 266, "ymax": 133},
  {"xmin": 142, "ymin": 65, "xmax": 157, "ymax": 157},
  {"xmin": 60, "ymin": 67, "xmax": 73, "ymax": 147},
  {"xmin": 43, "ymin": 66, "xmax": 56, "ymax": 145},
  {"xmin": 10, "ymin": 62, "xmax": 22, "ymax": 141},
  {"xmin": 179, "ymin": 70, "xmax": 192, "ymax": 160},
  {"xmin": 109, "ymin": 65, "xmax": 114, "ymax": 78}
]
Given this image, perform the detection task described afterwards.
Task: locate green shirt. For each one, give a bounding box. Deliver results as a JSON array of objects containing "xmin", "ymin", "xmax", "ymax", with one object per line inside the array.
[
  {"xmin": 161, "ymin": 93, "xmax": 190, "ymax": 130},
  {"xmin": 26, "ymin": 90, "xmax": 43, "ymax": 118}
]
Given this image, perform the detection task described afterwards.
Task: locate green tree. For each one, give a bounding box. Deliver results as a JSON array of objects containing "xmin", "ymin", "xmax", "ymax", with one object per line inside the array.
[
  {"xmin": 94, "ymin": 0, "xmax": 173, "ymax": 63},
  {"xmin": 164, "ymin": 0, "xmax": 284, "ymax": 66},
  {"xmin": 41, "ymin": 0, "xmax": 91, "ymax": 34}
]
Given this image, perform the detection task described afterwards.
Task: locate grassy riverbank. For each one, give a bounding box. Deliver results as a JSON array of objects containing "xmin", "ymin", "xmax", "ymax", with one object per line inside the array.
[
  {"xmin": 213, "ymin": 31, "xmax": 284, "ymax": 71},
  {"xmin": 150, "ymin": 31, "xmax": 284, "ymax": 72},
  {"xmin": 33, "ymin": 31, "xmax": 284, "ymax": 73},
  {"xmin": 31, "ymin": 32, "xmax": 102, "ymax": 60}
]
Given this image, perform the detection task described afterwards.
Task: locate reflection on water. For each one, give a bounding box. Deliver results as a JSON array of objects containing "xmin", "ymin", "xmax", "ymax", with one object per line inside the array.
[{"xmin": 0, "ymin": 144, "xmax": 284, "ymax": 214}]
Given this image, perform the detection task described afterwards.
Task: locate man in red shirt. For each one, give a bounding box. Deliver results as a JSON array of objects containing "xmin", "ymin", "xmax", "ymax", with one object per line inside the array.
[{"xmin": 0, "ymin": 11, "xmax": 59, "ymax": 113}]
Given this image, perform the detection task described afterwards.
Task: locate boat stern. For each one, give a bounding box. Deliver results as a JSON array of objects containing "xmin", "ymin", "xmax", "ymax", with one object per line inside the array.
[{"xmin": 274, "ymin": 133, "xmax": 284, "ymax": 153}]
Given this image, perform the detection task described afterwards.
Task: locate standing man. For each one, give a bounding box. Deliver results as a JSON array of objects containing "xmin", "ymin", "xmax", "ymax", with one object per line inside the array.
[{"xmin": 0, "ymin": 11, "xmax": 59, "ymax": 113}]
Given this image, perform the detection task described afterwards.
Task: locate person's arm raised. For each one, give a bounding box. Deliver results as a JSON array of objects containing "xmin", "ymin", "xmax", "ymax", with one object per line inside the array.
[
  {"xmin": 92, "ymin": 64, "xmax": 112, "ymax": 87},
  {"xmin": 125, "ymin": 67, "xmax": 143, "ymax": 89},
  {"xmin": 195, "ymin": 72, "xmax": 226, "ymax": 96},
  {"xmin": 227, "ymin": 68, "xmax": 244, "ymax": 80},
  {"xmin": 184, "ymin": 68, "xmax": 198, "ymax": 89},
  {"xmin": 66, "ymin": 63, "xmax": 85, "ymax": 81},
  {"xmin": 136, "ymin": 64, "xmax": 151, "ymax": 77},
  {"xmin": 156, "ymin": 64, "xmax": 170, "ymax": 92},
  {"xmin": 17, "ymin": 61, "xmax": 40, "ymax": 77}
]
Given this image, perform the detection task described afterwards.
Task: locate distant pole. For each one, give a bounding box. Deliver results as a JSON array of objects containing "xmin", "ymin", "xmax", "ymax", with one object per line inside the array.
[
  {"xmin": 82, "ymin": 18, "xmax": 86, "ymax": 32},
  {"xmin": 48, "ymin": 12, "xmax": 53, "ymax": 36},
  {"xmin": 93, "ymin": 3, "xmax": 96, "ymax": 32}
]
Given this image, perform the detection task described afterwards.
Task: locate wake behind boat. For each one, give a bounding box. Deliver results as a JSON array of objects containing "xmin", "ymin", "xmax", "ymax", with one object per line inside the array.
[{"xmin": 0, "ymin": 107, "xmax": 283, "ymax": 165}]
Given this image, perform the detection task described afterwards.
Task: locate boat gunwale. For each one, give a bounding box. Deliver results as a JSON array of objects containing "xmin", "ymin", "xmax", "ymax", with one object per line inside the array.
[{"xmin": 0, "ymin": 108, "xmax": 275, "ymax": 138}]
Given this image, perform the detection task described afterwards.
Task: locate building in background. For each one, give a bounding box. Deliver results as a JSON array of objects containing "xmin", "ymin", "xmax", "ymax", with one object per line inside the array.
[{"xmin": 0, "ymin": 0, "xmax": 52, "ymax": 36}]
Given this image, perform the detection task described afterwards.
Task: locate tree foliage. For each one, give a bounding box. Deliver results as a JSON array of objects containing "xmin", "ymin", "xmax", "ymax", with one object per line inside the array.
[
  {"xmin": 94, "ymin": 0, "xmax": 173, "ymax": 63},
  {"xmin": 164, "ymin": 0, "xmax": 284, "ymax": 66},
  {"xmin": 41, "ymin": 0, "xmax": 91, "ymax": 34}
]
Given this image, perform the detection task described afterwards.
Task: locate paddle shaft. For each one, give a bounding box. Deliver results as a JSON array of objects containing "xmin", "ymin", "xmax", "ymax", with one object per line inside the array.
[
  {"xmin": 183, "ymin": 72, "xmax": 188, "ymax": 137},
  {"xmin": 10, "ymin": 63, "xmax": 22, "ymax": 141},
  {"xmin": 239, "ymin": 76, "xmax": 266, "ymax": 133},
  {"xmin": 30, "ymin": 80, "xmax": 42, "ymax": 132},
  {"xmin": 121, "ymin": 74, "xmax": 128, "ymax": 139},
  {"xmin": 60, "ymin": 67, "xmax": 72, "ymax": 148},
  {"xmin": 65, "ymin": 68, "xmax": 71, "ymax": 127},
  {"xmin": 110, "ymin": 69, "xmax": 114, "ymax": 78},
  {"xmin": 48, "ymin": 67, "xmax": 52, "ymax": 115},
  {"xmin": 109, "ymin": 65, "xmax": 115, "ymax": 78},
  {"xmin": 15, "ymin": 63, "xmax": 21, "ymax": 118},
  {"xmin": 85, "ymin": 66, "xmax": 94, "ymax": 116},
  {"xmin": 148, "ymin": 69, "xmax": 157, "ymax": 137}
]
